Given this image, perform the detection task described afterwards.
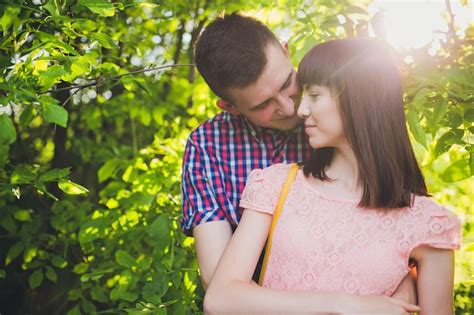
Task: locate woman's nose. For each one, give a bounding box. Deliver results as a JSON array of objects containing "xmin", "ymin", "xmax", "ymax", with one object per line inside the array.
[{"xmin": 297, "ymin": 100, "xmax": 309, "ymax": 118}]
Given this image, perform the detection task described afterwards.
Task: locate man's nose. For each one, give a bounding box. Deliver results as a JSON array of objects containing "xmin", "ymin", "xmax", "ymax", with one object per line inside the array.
[{"xmin": 275, "ymin": 94, "xmax": 295, "ymax": 116}]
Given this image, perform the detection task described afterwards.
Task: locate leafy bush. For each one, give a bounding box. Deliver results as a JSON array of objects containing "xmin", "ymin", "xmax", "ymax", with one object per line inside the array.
[{"xmin": 0, "ymin": 1, "xmax": 472, "ymax": 314}]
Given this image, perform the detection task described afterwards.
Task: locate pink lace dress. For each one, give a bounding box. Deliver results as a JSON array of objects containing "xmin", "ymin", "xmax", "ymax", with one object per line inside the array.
[{"xmin": 240, "ymin": 163, "xmax": 461, "ymax": 295}]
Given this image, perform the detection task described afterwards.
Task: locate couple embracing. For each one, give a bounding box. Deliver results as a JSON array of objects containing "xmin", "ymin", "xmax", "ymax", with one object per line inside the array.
[{"xmin": 181, "ymin": 13, "xmax": 460, "ymax": 314}]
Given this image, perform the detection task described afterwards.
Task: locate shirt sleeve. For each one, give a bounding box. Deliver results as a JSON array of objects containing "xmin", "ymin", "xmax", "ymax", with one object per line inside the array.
[
  {"xmin": 180, "ymin": 135, "xmax": 226, "ymax": 236},
  {"xmin": 408, "ymin": 198, "xmax": 462, "ymax": 254},
  {"xmin": 239, "ymin": 163, "xmax": 290, "ymax": 215}
]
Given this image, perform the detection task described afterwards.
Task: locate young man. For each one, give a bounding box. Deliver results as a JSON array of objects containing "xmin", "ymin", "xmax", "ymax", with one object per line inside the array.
[
  {"xmin": 181, "ymin": 13, "xmax": 310, "ymax": 290},
  {"xmin": 181, "ymin": 12, "xmax": 415, "ymax": 303}
]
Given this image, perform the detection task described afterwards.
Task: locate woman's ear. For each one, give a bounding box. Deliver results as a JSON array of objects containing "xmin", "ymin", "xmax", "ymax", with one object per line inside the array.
[
  {"xmin": 216, "ymin": 99, "xmax": 240, "ymax": 115},
  {"xmin": 281, "ymin": 41, "xmax": 290, "ymax": 57}
]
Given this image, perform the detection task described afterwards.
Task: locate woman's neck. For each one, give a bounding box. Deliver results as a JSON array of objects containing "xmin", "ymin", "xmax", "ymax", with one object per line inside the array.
[{"xmin": 317, "ymin": 144, "xmax": 362, "ymax": 200}]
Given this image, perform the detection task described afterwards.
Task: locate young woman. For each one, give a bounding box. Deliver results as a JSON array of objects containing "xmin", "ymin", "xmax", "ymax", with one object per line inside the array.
[{"xmin": 204, "ymin": 39, "xmax": 461, "ymax": 314}]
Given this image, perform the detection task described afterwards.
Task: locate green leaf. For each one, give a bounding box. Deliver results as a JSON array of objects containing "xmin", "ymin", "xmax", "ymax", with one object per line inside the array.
[
  {"xmin": 14, "ymin": 90, "xmax": 37, "ymax": 102},
  {"xmin": 51, "ymin": 255, "xmax": 68, "ymax": 268},
  {"xmin": 38, "ymin": 65, "xmax": 67, "ymax": 90},
  {"xmin": 434, "ymin": 129, "xmax": 464, "ymax": 157},
  {"xmin": 79, "ymin": 218, "xmax": 107, "ymax": 246},
  {"xmin": 441, "ymin": 158, "xmax": 471, "ymax": 182},
  {"xmin": 115, "ymin": 250, "xmax": 136, "ymax": 268},
  {"xmin": 79, "ymin": 267, "xmax": 114, "ymax": 283},
  {"xmin": 1, "ymin": 214, "xmax": 17, "ymax": 233},
  {"xmin": 137, "ymin": 256, "xmax": 152, "ymax": 270},
  {"xmin": 58, "ymin": 179, "xmax": 89, "ymax": 195},
  {"xmin": 43, "ymin": 103, "xmax": 68, "ymax": 127},
  {"xmin": 14, "ymin": 209, "xmax": 32, "ymax": 222},
  {"xmin": 470, "ymin": 151, "xmax": 474, "ymax": 176},
  {"xmin": 66, "ymin": 304, "xmax": 81, "ymax": 315},
  {"xmin": 0, "ymin": 144, "xmax": 9, "ymax": 167},
  {"xmin": 98, "ymin": 159, "xmax": 120, "ymax": 183},
  {"xmin": 110, "ymin": 287, "xmax": 138, "ymax": 302},
  {"xmin": 464, "ymin": 108, "xmax": 474, "ymax": 122},
  {"xmin": 91, "ymin": 285, "xmax": 108, "ymax": 302},
  {"xmin": 121, "ymin": 76, "xmax": 136, "ymax": 91},
  {"xmin": 463, "ymin": 242, "xmax": 474, "ymax": 252},
  {"xmin": 410, "ymin": 88, "xmax": 432, "ymax": 110},
  {"xmin": 73, "ymin": 262, "xmax": 89, "ymax": 274},
  {"xmin": 78, "ymin": 0, "xmax": 115, "ymax": 16},
  {"xmin": 23, "ymin": 247, "xmax": 38, "ymax": 263},
  {"xmin": 28, "ymin": 269, "xmax": 44, "ymax": 289},
  {"xmin": 44, "ymin": 39, "xmax": 78, "ymax": 56},
  {"xmin": 0, "ymin": 115, "xmax": 17, "ymax": 145},
  {"xmin": 147, "ymin": 215, "xmax": 169, "ymax": 239},
  {"xmin": 431, "ymin": 97, "xmax": 448, "ymax": 127},
  {"xmin": 406, "ymin": 110, "xmax": 427, "ymax": 149},
  {"xmin": 39, "ymin": 168, "xmax": 71, "ymax": 182},
  {"xmin": 142, "ymin": 276, "xmax": 169, "ymax": 299},
  {"xmin": 19, "ymin": 105, "xmax": 35, "ymax": 128},
  {"xmin": 5, "ymin": 242, "xmax": 24, "ymax": 265},
  {"xmin": 443, "ymin": 110, "xmax": 463, "ymax": 128},
  {"xmin": 0, "ymin": 269, "xmax": 5, "ymax": 280},
  {"xmin": 81, "ymin": 273, "xmax": 104, "ymax": 282},
  {"xmin": 43, "ymin": 0, "xmax": 61, "ymax": 16},
  {"xmin": 72, "ymin": 19, "xmax": 98, "ymax": 32},
  {"xmin": 1, "ymin": 5, "xmax": 21, "ymax": 35},
  {"xmin": 81, "ymin": 299, "xmax": 96, "ymax": 313},
  {"xmin": 34, "ymin": 182, "xmax": 59, "ymax": 201},
  {"xmin": 92, "ymin": 33, "xmax": 118, "ymax": 49},
  {"xmin": 45, "ymin": 266, "xmax": 58, "ymax": 283},
  {"xmin": 11, "ymin": 165, "xmax": 37, "ymax": 184},
  {"xmin": 68, "ymin": 289, "xmax": 82, "ymax": 301},
  {"xmin": 135, "ymin": 78, "xmax": 152, "ymax": 96}
]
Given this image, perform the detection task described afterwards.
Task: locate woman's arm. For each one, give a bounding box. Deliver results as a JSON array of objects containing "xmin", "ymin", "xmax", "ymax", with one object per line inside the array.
[
  {"xmin": 410, "ymin": 246, "xmax": 455, "ymax": 315},
  {"xmin": 204, "ymin": 209, "xmax": 421, "ymax": 314}
]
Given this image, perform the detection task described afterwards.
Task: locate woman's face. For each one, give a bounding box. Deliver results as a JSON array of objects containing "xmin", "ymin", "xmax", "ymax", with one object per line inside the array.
[{"xmin": 297, "ymin": 85, "xmax": 346, "ymax": 149}]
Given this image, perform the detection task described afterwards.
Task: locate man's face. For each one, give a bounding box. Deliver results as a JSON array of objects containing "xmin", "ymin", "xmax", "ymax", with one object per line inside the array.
[{"xmin": 226, "ymin": 43, "xmax": 302, "ymax": 131}]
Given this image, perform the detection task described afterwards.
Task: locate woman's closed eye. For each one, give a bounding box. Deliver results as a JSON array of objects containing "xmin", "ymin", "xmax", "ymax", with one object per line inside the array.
[{"xmin": 307, "ymin": 94, "xmax": 320, "ymax": 100}]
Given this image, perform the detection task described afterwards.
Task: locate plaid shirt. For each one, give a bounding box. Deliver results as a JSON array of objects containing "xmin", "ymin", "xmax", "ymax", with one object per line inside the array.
[{"xmin": 181, "ymin": 111, "xmax": 312, "ymax": 236}]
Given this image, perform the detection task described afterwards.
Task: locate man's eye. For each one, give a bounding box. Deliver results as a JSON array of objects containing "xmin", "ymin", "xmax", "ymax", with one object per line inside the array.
[
  {"xmin": 253, "ymin": 103, "xmax": 269, "ymax": 111},
  {"xmin": 308, "ymin": 94, "xmax": 319, "ymax": 99}
]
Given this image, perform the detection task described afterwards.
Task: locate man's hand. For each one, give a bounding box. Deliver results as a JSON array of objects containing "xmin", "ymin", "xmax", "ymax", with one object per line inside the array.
[
  {"xmin": 345, "ymin": 295, "xmax": 421, "ymax": 315},
  {"xmin": 391, "ymin": 267, "xmax": 418, "ymax": 305}
]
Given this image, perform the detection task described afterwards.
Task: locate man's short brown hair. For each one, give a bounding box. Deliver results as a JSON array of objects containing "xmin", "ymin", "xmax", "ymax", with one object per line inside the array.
[{"xmin": 195, "ymin": 12, "xmax": 281, "ymax": 102}]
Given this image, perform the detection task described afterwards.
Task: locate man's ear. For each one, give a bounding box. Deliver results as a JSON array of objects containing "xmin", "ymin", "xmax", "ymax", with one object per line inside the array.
[
  {"xmin": 216, "ymin": 99, "xmax": 240, "ymax": 115},
  {"xmin": 281, "ymin": 41, "xmax": 290, "ymax": 57}
]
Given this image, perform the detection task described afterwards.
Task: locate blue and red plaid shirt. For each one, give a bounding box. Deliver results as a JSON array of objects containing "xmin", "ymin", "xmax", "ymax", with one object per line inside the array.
[{"xmin": 181, "ymin": 111, "xmax": 312, "ymax": 236}]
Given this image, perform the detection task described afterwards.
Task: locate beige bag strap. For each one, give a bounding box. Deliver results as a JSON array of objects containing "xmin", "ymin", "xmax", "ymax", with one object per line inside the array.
[{"xmin": 258, "ymin": 163, "xmax": 299, "ymax": 285}]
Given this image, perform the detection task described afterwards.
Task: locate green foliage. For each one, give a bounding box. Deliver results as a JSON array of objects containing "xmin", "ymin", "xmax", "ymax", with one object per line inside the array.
[{"xmin": 0, "ymin": 0, "xmax": 472, "ymax": 314}]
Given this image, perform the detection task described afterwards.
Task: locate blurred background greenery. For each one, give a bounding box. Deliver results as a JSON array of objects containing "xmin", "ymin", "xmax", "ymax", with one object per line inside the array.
[{"xmin": 0, "ymin": 0, "xmax": 472, "ymax": 314}]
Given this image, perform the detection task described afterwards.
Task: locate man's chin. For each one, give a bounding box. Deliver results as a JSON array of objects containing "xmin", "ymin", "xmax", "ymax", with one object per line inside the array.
[{"xmin": 270, "ymin": 117, "xmax": 303, "ymax": 131}]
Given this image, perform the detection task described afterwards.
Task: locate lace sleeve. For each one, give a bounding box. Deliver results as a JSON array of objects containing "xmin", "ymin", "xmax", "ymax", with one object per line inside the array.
[
  {"xmin": 239, "ymin": 163, "xmax": 290, "ymax": 215},
  {"xmin": 408, "ymin": 198, "xmax": 462, "ymax": 254}
]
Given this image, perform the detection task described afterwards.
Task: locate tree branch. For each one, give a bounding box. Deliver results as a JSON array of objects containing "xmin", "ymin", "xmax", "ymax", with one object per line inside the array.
[
  {"xmin": 444, "ymin": 0, "xmax": 457, "ymax": 41},
  {"xmin": 44, "ymin": 63, "xmax": 195, "ymax": 94}
]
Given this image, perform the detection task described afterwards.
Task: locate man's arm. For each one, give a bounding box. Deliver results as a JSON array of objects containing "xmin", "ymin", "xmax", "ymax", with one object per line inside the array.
[
  {"xmin": 193, "ymin": 220, "xmax": 233, "ymax": 290},
  {"xmin": 181, "ymin": 135, "xmax": 236, "ymax": 290},
  {"xmin": 391, "ymin": 267, "xmax": 418, "ymax": 305}
]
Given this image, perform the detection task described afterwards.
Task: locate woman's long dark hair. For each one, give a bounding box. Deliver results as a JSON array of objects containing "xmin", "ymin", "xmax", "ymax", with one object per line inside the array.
[{"xmin": 297, "ymin": 39, "xmax": 428, "ymax": 209}]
